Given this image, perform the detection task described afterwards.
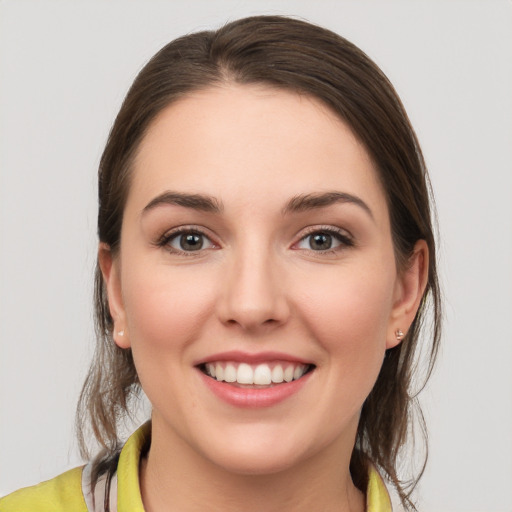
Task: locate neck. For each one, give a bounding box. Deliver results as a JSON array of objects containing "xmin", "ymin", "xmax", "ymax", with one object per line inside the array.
[{"xmin": 139, "ymin": 420, "xmax": 365, "ymax": 512}]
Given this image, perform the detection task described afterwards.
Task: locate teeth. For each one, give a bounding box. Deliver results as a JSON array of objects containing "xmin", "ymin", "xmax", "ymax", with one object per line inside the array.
[
  {"xmin": 293, "ymin": 366, "xmax": 305, "ymax": 380},
  {"xmin": 254, "ymin": 364, "xmax": 272, "ymax": 385},
  {"xmin": 206, "ymin": 363, "xmax": 216, "ymax": 378},
  {"xmin": 215, "ymin": 363, "xmax": 224, "ymax": 382},
  {"xmin": 283, "ymin": 365, "xmax": 294, "ymax": 383},
  {"xmin": 224, "ymin": 363, "xmax": 237, "ymax": 383},
  {"xmin": 205, "ymin": 362, "xmax": 308, "ymax": 385},
  {"xmin": 237, "ymin": 363, "xmax": 254, "ymax": 384},
  {"xmin": 271, "ymin": 365, "xmax": 284, "ymax": 383}
]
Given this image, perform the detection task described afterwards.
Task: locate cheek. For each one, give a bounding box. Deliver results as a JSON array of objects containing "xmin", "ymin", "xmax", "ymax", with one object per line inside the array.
[
  {"xmin": 297, "ymin": 263, "xmax": 395, "ymax": 379},
  {"xmin": 121, "ymin": 262, "xmax": 217, "ymax": 355}
]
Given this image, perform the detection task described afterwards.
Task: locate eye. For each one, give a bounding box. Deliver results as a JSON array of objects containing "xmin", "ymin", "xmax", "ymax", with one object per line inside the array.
[
  {"xmin": 295, "ymin": 228, "xmax": 353, "ymax": 252},
  {"xmin": 163, "ymin": 229, "xmax": 215, "ymax": 253}
]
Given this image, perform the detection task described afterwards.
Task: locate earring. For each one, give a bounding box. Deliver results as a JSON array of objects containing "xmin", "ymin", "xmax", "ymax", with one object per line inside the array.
[
  {"xmin": 395, "ymin": 329, "xmax": 404, "ymax": 341},
  {"xmin": 117, "ymin": 330, "xmax": 124, "ymax": 337}
]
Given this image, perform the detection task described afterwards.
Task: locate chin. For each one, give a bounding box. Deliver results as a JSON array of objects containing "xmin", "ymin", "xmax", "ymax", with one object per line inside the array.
[{"xmin": 193, "ymin": 423, "xmax": 333, "ymax": 477}]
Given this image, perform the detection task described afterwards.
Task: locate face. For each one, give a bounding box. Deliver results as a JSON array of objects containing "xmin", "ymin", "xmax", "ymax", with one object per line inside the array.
[{"xmin": 102, "ymin": 84, "xmax": 424, "ymax": 476}]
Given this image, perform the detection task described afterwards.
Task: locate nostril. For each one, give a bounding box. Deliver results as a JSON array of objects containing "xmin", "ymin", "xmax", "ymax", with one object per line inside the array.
[{"xmin": 222, "ymin": 314, "xmax": 283, "ymax": 330}]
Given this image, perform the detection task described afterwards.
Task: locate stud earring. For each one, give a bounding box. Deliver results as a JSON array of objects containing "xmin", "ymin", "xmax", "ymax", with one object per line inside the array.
[
  {"xmin": 395, "ymin": 329, "xmax": 404, "ymax": 341},
  {"xmin": 117, "ymin": 330, "xmax": 124, "ymax": 337}
]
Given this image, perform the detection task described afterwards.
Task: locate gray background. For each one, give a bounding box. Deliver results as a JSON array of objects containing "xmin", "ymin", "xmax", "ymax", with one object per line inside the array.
[{"xmin": 1, "ymin": 1, "xmax": 511, "ymax": 510}]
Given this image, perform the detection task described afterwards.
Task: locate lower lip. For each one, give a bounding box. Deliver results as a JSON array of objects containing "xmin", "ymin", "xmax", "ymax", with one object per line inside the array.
[{"xmin": 198, "ymin": 370, "xmax": 312, "ymax": 408}]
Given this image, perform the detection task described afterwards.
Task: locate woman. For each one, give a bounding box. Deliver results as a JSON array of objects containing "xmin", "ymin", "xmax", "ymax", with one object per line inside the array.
[{"xmin": 0, "ymin": 15, "xmax": 441, "ymax": 512}]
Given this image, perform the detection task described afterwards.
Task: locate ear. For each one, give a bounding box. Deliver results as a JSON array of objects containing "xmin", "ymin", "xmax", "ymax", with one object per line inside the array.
[
  {"xmin": 387, "ymin": 240, "xmax": 429, "ymax": 349},
  {"xmin": 98, "ymin": 242, "xmax": 130, "ymax": 349}
]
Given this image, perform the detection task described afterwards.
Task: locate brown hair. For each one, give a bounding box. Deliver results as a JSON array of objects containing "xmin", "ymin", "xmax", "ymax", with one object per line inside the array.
[{"xmin": 77, "ymin": 15, "xmax": 441, "ymax": 509}]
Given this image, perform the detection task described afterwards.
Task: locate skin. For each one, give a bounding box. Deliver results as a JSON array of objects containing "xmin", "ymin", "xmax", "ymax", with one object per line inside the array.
[{"xmin": 100, "ymin": 84, "xmax": 428, "ymax": 512}]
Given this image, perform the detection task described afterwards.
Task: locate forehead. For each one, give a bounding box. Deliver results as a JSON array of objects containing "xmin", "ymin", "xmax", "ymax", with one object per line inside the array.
[{"xmin": 129, "ymin": 84, "xmax": 387, "ymax": 217}]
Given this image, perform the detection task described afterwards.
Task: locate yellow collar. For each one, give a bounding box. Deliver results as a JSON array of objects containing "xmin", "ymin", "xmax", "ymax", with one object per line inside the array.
[
  {"xmin": 116, "ymin": 422, "xmax": 149, "ymax": 512},
  {"xmin": 366, "ymin": 464, "xmax": 393, "ymax": 511}
]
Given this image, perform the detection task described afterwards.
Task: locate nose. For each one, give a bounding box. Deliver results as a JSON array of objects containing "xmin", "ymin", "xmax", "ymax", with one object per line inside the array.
[{"xmin": 217, "ymin": 246, "xmax": 290, "ymax": 332}]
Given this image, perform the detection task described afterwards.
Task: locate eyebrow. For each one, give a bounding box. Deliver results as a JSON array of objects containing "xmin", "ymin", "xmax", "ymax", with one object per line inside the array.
[
  {"xmin": 142, "ymin": 190, "xmax": 373, "ymax": 219},
  {"xmin": 142, "ymin": 191, "xmax": 223, "ymax": 215},
  {"xmin": 282, "ymin": 191, "xmax": 374, "ymax": 219}
]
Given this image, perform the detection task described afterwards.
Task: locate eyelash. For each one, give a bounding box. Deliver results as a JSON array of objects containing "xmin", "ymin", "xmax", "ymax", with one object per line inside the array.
[
  {"xmin": 294, "ymin": 226, "xmax": 354, "ymax": 254},
  {"xmin": 155, "ymin": 225, "xmax": 354, "ymax": 256},
  {"xmin": 156, "ymin": 226, "xmax": 216, "ymax": 256}
]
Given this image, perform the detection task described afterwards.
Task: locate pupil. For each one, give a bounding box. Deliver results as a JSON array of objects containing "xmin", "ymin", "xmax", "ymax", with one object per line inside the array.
[
  {"xmin": 181, "ymin": 233, "xmax": 203, "ymax": 251},
  {"xmin": 311, "ymin": 233, "xmax": 331, "ymax": 250}
]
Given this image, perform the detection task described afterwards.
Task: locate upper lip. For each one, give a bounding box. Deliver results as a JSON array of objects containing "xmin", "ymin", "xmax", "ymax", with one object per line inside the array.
[{"xmin": 194, "ymin": 350, "xmax": 314, "ymax": 366}]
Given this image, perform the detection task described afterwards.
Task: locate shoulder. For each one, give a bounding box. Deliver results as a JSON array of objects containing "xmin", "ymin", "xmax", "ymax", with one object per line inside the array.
[{"xmin": 0, "ymin": 466, "xmax": 88, "ymax": 512}]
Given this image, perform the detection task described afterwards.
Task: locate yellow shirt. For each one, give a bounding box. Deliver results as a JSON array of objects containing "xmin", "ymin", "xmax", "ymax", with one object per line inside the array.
[{"xmin": 0, "ymin": 424, "xmax": 392, "ymax": 511}]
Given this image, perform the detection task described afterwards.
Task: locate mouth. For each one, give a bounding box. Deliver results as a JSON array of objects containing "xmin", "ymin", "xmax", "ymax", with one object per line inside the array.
[
  {"xmin": 198, "ymin": 360, "xmax": 315, "ymax": 388},
  {"xmin": 195, "ymin": 351, "xmax": 316, "ymax": 407}
]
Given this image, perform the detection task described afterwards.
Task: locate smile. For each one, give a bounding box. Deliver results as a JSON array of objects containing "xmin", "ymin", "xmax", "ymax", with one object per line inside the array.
[
  {"xmin": 196, "ymin": 352, "xmax": 316, "ymax": 408},
  {"xmin": 202, "ymin": 361, "xmax": 312, "ymax": 386}
]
